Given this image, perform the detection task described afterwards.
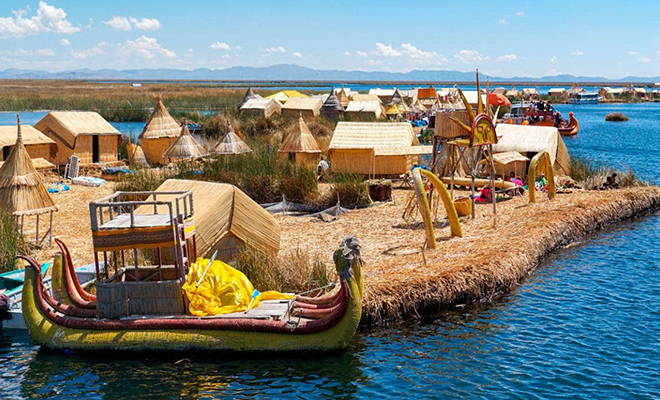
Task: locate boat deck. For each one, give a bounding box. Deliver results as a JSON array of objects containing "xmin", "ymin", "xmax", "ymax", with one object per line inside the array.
[
  {"xmin": 117, "ymin": 299, "xmax": 295, "ymax": 321},
  {"xmin": 99, "ymin": 213, "xmax": 173, "ymax": 230}
]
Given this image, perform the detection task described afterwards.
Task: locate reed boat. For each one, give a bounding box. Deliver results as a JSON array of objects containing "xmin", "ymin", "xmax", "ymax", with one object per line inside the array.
[
  {"xmin": 20, "ymin": 189, "xmax": 363, "ymax": 353},
  {"xmin": 503, "ymin": 101, "xmax": 579, "ymax": 136}
]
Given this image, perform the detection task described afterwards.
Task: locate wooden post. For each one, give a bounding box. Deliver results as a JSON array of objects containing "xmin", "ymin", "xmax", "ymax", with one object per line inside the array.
[
  {"xmin": 49, "ymin": 211, "xmax": 53, "ymax": 247},
  {"xmin": 489, "ymin": 144, "xmax": 497, "ymax": 227},
  {"xmin": 35, "ymin": 214, "xmax": 40, "ymax": 244},
  {"xmin": 450, "ymin": 143, "xmax": 455, "ymax": 201}
]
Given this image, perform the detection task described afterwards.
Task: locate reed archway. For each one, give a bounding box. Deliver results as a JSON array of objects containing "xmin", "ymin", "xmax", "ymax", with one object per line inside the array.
[{"xmin": 528, "ymin": 151, "xmax": 556, "ymax": 203}]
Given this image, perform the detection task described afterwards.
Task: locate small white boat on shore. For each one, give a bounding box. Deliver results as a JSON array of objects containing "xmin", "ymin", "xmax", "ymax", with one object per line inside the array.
[{"xmin": 567, "ymin": 92, "xmax": 601, "ymax": 104}]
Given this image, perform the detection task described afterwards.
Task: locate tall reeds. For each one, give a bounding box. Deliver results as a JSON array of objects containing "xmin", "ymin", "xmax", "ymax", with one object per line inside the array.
[
  {"xmin": 570, "ymin": 157, "xmax": 644, "ymax": 189},
  {"xmin": 0, "ymin": 210, "xmax": 29, "ymax": 273}
]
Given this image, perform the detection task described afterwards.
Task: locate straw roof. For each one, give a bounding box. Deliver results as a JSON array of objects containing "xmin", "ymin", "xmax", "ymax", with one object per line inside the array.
[
  {"xmin": 320, "ymin": 89, "xmax": 344, "ymax": 112},
  {"xmin": 374, "ymin": 146, "xmax": 433, "ymax": 156},
  {"xmin": 492, "ymin": 87, "xmax": 508, "ymax": 95},
  {"xmin": 345, "ymin": 100, "xmax": 384, "ymax": 115},
  {"xmin": 163, "ymin": 123, "xmax": 209, "ymax": 160},
  {"xmin": 493, "ymin": 124, "xmax": 571, "ymax": 174},
  {"xmin": 0, "ymin": 125, "xmax": 55, "ymax": 148},
  {"xmin": 281, "ymin": 97, "xmax": 323, "ymax": 113},
  {"xmin": 350, "ymin": 94, "xmax": 382, "ymax": 103},
  {"xmin": 392, "ymin": 88, "xmax": 405, "ymax": 104},
  {"xmin": 211, "ymin": 123, "xmax": 252, "ymax": 155},
  {"xmin": 0, "ymin": 116, "xmax": 57, "ymax": 216},
  {"xmin": 329, "ymin": 122, "xmax": 418, "ymax": 150},
  {"xmin": 138, "ymin": 179, "xmax": 280, "ymax": 259},
  {"xmin": 126, "ymin": 143, "xmax": 150, "ymax": 169},
  {"xmin": 139, "ymin": 97, "xmax": 181, "ymax": 140},
  {"xmin": 0, "ymin": 157, "xmax": 55, "ymax": 171},
  {"xmin": 237, "ymin": 87, "xmax": 260, "ymax": 110},
  {"xmin": 33, "ymin": 111, "xmax": 119, "ymax": 148},
  {"xmin": 335, "ymin": 87, "xmax": 350, "ymax": 108},
  {"xmin": 279, "ymin": 116, "xmax": 321, "ymax": 154},
  {"xmin": 265, "ymin": 90, "xmax": 307, "ymax": 103},
  {"xmin": 492, "ymin": 151, "xmax": 530, "ymax": 165}
]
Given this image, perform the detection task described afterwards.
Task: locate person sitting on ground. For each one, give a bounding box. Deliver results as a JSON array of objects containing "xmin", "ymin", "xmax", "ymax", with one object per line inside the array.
[
  {"xmin": 602, "ymin": 173, "xmax": 619, "ymax": 190},
  {"xmin": 474, "ymin": 185, "xmax": 492, "ymax": 203},
  {"xmin": 513, "ymin": 176, "xmax": 524, "ymax": 187},
  {"xmin": 508, "ymin": 172, "xmax": 516, "ymax": 182}
]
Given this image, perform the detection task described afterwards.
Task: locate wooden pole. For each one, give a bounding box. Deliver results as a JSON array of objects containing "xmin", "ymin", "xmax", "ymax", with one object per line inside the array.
[
  {"xmin": 49, "ymin": 211, "xmax": 53, "ymax": 247},
  {"xmin": 489, "ymin": 144, "xmax": 497, "ymax": 227},
  {"xmin": 35, "ymin": 214, "xmax": 40, "ymax": 244}
]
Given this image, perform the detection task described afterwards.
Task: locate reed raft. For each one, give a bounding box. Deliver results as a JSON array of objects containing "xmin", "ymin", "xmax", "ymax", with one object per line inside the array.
[{"xmin": 278, "ymin": 186, "xmax": 660, "ymax": 327}]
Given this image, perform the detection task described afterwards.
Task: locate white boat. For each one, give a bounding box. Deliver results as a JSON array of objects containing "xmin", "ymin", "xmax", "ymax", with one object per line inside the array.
[
  {"xmin": 567, "ymin": 92, "xmax": 601, "ymax": 104},
  {"xmin": 0, "ymin": 263, "xmax": 97, "ymax": 330}
]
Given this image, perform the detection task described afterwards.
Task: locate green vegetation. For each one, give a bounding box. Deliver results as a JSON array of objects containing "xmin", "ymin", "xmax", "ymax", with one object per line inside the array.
[
  {"xmin": 605, "ymin": 112, "xmax": 629, "ymax": 122},
  {"xmin": 570, "ymin": 156, "xmax": 643, "ymax": 189},
  {"xmin": 0, "ymin": 210, "xmax": 29, "ymax": 273},
  {"xmin": 233, "ymin": 245, "xmax": 332, "ymax": 293},
  {"xmin": 328, "ymin": 173, "xmax": 373, "ymax": 207}
]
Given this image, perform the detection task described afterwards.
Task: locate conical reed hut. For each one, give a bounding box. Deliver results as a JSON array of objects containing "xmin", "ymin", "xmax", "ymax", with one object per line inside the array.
[
  {"xmin": 126, "ymin": 143, "xmax": 150, "ymax": 169},
  {"xmin": 279, "ymin": 116, "xmax": 322, "ymax": 166},
  {"xmin": 163, "ymin": 122, "xmax": 209, "ymax": 161},
  {"xmin": 139, "ymin": 95, "xmax": 181, "ymax": 165},
  {"xmin": 336, "ymin": 86, "xmax": 350, "ymax": 108},
  {"xmin": 0, "ymin": 115, "xmax": 58, "ymax": 246},
  {"xmin": 320, "ymin": 89, "xmax": 345, "ymax": 120},
  {"xmin": 211, "ymin": 123, "xmax": 252, "ymax": 155},
  {"xmin": 237, "ymin": 87, "xmax": 259, "ymax": 110}
]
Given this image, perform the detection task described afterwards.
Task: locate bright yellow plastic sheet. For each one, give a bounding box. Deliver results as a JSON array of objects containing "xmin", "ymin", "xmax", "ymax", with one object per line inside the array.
[{"xmin": 182, "ymin": 258, "xmax": 293, "ymax": 316}]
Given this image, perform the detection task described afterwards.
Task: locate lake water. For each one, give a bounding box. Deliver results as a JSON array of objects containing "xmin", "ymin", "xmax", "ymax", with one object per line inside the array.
[{"xmin": 1, "ymin": 104, "xmax": 660, "ymax": 398}]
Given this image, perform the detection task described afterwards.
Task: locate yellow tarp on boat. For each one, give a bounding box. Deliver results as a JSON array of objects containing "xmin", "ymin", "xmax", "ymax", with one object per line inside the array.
[{"xmin": 182, "ymin": 258, "xmax": 293, "ymax": 316}]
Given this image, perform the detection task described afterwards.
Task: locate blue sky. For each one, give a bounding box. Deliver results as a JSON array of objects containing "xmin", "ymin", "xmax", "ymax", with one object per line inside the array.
[{"xmin": 1, "ymin": 0, "xmax": 659, "ymax": 78}]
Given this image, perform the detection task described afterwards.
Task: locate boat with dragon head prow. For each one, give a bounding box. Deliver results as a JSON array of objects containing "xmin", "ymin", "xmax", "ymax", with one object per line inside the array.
[{"xmin": 19, "ymin": 188, "xmax": 363, "ymax": 353}]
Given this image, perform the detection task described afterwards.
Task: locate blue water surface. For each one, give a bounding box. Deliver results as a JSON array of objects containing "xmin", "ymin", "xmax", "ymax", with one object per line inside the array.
[{"xmin": 1, "ymin": 103, "xmax": 659, "ymax": 398}]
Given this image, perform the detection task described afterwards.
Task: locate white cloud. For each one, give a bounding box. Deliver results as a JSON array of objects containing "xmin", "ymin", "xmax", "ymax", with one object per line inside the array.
[
  {"xmin": 570, "ymin": 50, "xmax": 584, "ymax": 56},
  {"xmin": 551, "ymin": 55, "xmax": 558, "ymax": 64},
  {"xmin": 0, "ymin": 48, "xmax": 54, "ymax": 56},
  {"xmin": 640, "ymin": 57, "xmax": 651, "ymax": 63},
  {"xmin": 343, "ymin": 51, "xmax": 351, "ymax": 56},
  {"xmin": 129, "ymin": 17, "xmax": 161, "ymax": 31},
  {"xmin": 356, "ymin": 51, "xmax": 368, "ymax": 57},
  {"xmin": 375, "ymin": 43, "xmax": 401, "ymax": 57},
  {"xmin": 104, "ymin": 16, "xmax": 131, "ymax": 31},
  {"xmin": 235, "ymin": 45, "xmax": 242, "ymax": 50},
  {"xmin": 498, "ymin": 18, "xmax": 506, "ymax": 24},
  {"xmin": 59, "ymin": 38, "xmax": 70, "ymax": 46},
  {"xmin": 265, "ymin": 46, "xmax": 286, "ymax": 54},
  {"xmin": 121, "ymin": 36, "xmax": 176, "ymax": 59},
  {"xmin": 210, "ymin": 41, "xmax": 231, "ymax": 50},
  {"xmin": 104, "ymin": 16, "xmax": 161, "ymax": 31},
  {"xmin": 0, "ymin": 1, "xmax": 80, "ymax": 39},
  {"xmin": 35, "ymin": 48, "xmax": 54, "ymax": 56},
  {"xmin": 69, "ymin": 45, "xmax": 105, "ymax": 59},
  {"xmin": 454, "ymin": 49, "xmax": 485, "ymax": 63},
  {"xmin": 292, "ymin": 51, "xmax": 303, "ymax": 58},
  {"xmin": 516, "ymin": 11, "xmax": 525, "ymax": 17},
  {"xmin": 628, "ymin": 51, "xmax": 639, "ymax": 56},
  {"xmin": 497, "ymin": 53, "xmax": 517, "ymax": 62}
]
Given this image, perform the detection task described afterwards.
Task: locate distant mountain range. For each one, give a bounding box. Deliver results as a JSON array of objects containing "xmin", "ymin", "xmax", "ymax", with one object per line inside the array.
[{"xmin": 0, "ymin": 64, "xmax": 658, "ymax": 84}]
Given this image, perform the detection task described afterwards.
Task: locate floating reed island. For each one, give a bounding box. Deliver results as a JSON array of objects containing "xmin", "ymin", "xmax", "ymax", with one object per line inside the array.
[{"xmin": 277, "ymin": 186, "xmax": 660, "ymax": 327}]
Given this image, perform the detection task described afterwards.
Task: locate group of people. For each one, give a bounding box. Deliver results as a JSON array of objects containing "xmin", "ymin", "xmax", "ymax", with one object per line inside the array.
[{"xmin": 600, "ymin": 173, "xmax": 619, "ymax": 190}]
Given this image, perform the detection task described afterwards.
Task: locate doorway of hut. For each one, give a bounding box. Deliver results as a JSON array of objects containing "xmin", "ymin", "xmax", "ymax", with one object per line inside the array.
[
  {"xmin": 92, "ymin": 135, "xmax": 100, "ymax": 163},
  {"xmin": 2, "ymin": 146, "xmax": 10, "ymax": 160}
]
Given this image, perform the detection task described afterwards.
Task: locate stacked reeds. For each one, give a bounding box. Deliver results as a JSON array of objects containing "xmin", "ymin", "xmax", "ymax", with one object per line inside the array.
[{"xmin": 211, "ymin": 122, "xmax": 252, "ymax": 155}]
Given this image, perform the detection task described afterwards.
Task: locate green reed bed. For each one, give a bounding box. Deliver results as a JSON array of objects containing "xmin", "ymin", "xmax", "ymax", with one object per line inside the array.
[{"xmin": 0, "ymin": 210, "xmax": 29, "ymax": 273}]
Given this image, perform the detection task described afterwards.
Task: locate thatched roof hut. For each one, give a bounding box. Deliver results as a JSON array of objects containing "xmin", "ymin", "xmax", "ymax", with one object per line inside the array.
[
  {"xmin": 0, "ymin": 117, "xmax": 57, "ymax": 217},
  {"xmin": 139, "ymin": 179, "xmax": 280, "ymax": 262},
  {"xmin": 329, "ymin": 122, "xmax": 430, "ymax": 176},
  {"xmin": 281, "ymin": 97, "xmax": 323, "ymax": 118},
  {"xmin": 126, "ymin": 143, "xmax": 150, "ymax": 169},
  {"xmin": 163, "ymin": 122, "xmax": 209, "ymax": 161},
  {"xmin": 211, "ymin": 123, "xmax": 252, "ymax": 155},
  {"xmin": 265, "ymin": 90, "xmax": 307, "ymax": 104},
  {"xmin": 237, "ymin": 87, "xmax": 260, "ymax": 110},
  {"xmin": 139, "ymin": 97, "xmax": 181, "ymax": 165},
  {"xmin": 493, "ymin": 124, "xmax": 571, "ymax": 175},
  {"xmin": 279, "ymin": 116, "xmax": 321, "ymax": 166},
  {"xmin": 336, "ymin": 86, "xmax": 350, "ymax": 108},
  {"xmin": 240, "ymin": 98, "xmax": 282, "ymax": 119},
  {"xmin": 345, "ymin": 101, "xmax": 385, "ymax": 119},
  {"xmin": 369, "ymin": 88, "xmax": 396, "ymax": 103},
  {"xmin": 320, "ymin": 89, "xmax": 344, "ymax": 120},
  {"xmin": 392, "ymin": 88, "xmax": 405, "ymax": 104},
  {"xmin": 0, "ymin": 124, "xmax": 56, "ymax": 163},
  {"xmin": 33, "ymin": 111, "xmax": 120, "ymax": 165}
]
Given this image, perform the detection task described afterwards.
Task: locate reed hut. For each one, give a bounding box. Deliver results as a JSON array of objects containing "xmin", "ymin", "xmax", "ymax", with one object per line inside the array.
[
  {"xmin": 237, "ymin": 87, "xmax": 260, "ymax": 110},
  {"xmin": 279, "ymin": 116, "xmax": 321, "ymax": 166},
  {"xmin": 281, "ymin": 97, "xmax": 323, "ymax": 118},
  {"xmin": 350, "ymin": 93, "xmax": 382, "ymax": 103},
  {"xmin": 265, "ymin": 90, "xmax": 307, "ymax": 104},
  {"xmin": 508, "ymin": 87, "xmax": 520, "ymax": 98},
  {"xmin": 492, "ymin": 87, "xmax": 508, "ymax": 95},
  {"xmin": 548, "ymin": 88, "xmax": 567, "ymax": 98},
  {"xmin": 493, "ymin": 124, "xmax": 571, "ymax": 175},
  {"xmin": 335, "ymin": 87, "xmax": 350, "ymax": 108},
  {"xmin": 417, "ymin": 86, "xmax": 439, "ymax": 109},
  {"xmin": 345, "ymin": 101, "xmax": 385, "ymax": 119},
  {"xmin": 240, "ymin": 98, "xmax": 283, "ymax": 119},
  {"xmin": 126, "ymin": 143, "xmax": 150, "ymax": 169},
  {"xmin": 163, "ymin": 123, "xmax": 209, "ymax": 161},
  {"xmin": 479, "ymin": 151, "xmax": 530, "ymax": 179},
  {"xmin": 0, "ymin": 124, "xmax": 56, "ymax": 163},
  {"xmin": 139, "ymin": 97, "xmax": 181, "ymax": 166},
  {"xmin": 139, "ymin": 179, "xmax": 280, "ymax": 262},
  {"xmin": 320, "ymin": 89, "xmax": 345, "ymax": 120},
  {"xmin": 0, "ymin": 116, "xmax": 57, "ymax": 246},
  {"xmin": 33, "ymin": 111, "xmax": 120, "ymax": 165},
  {"xmin": 329, "ymin": 122, "xmax": 431, "ymax": 176},
  {"xmin": 211, "ymin": 123, "xmax": 251, "ymax": 155},
  {"xmin": 391, "ymin": 88, "xmax": 405, "ymax": 104},
  {"xmin": 369, "ymin": 88, "xmax": 396, "ymax": 103}
]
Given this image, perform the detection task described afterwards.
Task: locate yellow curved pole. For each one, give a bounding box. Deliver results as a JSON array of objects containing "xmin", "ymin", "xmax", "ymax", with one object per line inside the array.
[
  {"xmin": 419, "ymin": 169, "xmax": 463, "ymax": 238},
  {"xmin": 528, "ymin": 151, "xmax": 556, "ymax": 203},
  {"xmin": 412, "ymin": 168, "xmax": 436, "ymax": 249}
]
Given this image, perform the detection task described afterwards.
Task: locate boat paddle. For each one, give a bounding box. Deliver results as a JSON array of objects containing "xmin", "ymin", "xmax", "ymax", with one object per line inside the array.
[{"xmin": 195, "ymin": 250, "xmax": 218, "ymax": 289}]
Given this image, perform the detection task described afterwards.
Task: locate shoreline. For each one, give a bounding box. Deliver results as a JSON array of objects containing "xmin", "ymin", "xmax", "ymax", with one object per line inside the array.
[{"xmin": 352, "ymin": 187, "xmax": 660, "ymax": 327}]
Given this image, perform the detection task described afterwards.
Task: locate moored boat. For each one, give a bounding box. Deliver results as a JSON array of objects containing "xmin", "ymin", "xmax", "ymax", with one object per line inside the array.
[
  {"xmin": 19, "ymin": 189, "xmax": 363, "ymax": 353},
  {"xmin": 503, "ymin": 100, "xmax": 579, "ymax": 136},
  {"xmin": 567, "ymin": 91, "xmax": 601, "ymax": 104}
]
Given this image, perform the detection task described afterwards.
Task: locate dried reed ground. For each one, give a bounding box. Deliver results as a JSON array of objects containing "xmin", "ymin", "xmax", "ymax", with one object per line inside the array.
[{"xmin": 20, "ymin": 182, "xmax": 660, "ymax": 327}]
